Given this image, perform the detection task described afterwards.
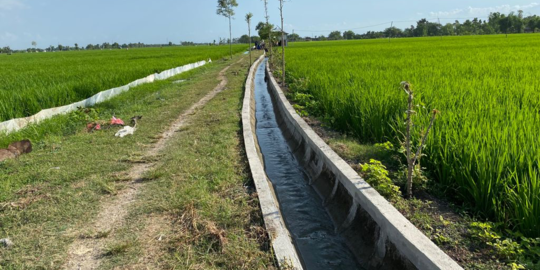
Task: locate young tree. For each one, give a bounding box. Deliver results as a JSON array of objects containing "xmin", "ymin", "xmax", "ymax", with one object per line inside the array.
[
  {"xmin": 328, "ymin": 31, "xmax": 342, "ymax": 40},
  {"xmin": 441, "ymin": 23, "xmax": 454, "ymax": 36},
  {"xmin": 278, "ymin": 0, "xmax": 285, "ymax": 86},
  {"xmin": 246, "ymin": 12, "xmax": 253, "ymax": 66},
  {"xmin": 287, "ymin": 33, "xmax": 301, "ymax": 41},
  {"xmin": 262, "ymin": 0, "xmax": 272, "ymax": 59},
  {"xmin": 256, "ymin": 22, "xmax": 272, "ymax": 39},
  {"xmin": 217, "ymin": 0, "xmax": 238, "ymax": 60},
  {"xmin": 383, "ymin": 27, "xmax": 402, "ymax": 38},
  {"xmin": 400, "ymin": 82, "xmax": 439, "ymax": 198},
  {"xmin": 343, "ymin": 30, "xmax": 355, "ymax": 40}
]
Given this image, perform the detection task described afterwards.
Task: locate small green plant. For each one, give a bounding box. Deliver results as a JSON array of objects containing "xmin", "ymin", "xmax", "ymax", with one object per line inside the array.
[
  {"xmin": 71, "ymin": 107, "xmax": 100, "ymax": 123},
  {"xmin": 292, "ymin": 92, "xmax": 314, "ymax": 105},
  {"xmin": 292, "ymin": 104, "xmax": 308, "ymax": 117},
  {"xmin": 288, "ymin": 84, "xmax": 321, "ymax": 117},
  {"xmin": 374, "ymin": 141, "xmax": 393, "ymax": 151},
  {"xmin": 359, "ymin": 159, "xmax": 401, "ymax": 200},
  {"xmin": 396, "ymin": 164, "xmax": 429, "ymax": 190},
  {"xmin": 439, "ymin": 215, "xmax": 451, "ymax": 226},
  {"xmin": 488, "ymin": 238, "xmax": 524, "ymax": 261},
  {"xmin": 470, "ymin": 222, "xmax": 501, "ymax": 242},
  {"xmin": 520, "ymin": 237, "xmax": 540, "ymax": 258},
  {"xmin": 433, "ymin": 233, "xmax": 451, "ymax": 245},
  {"xmin": 469, "ymin": 222, "xmax": 540, "ymax": 266},
  {"xmin": 508, "ymin": 262, "xmax": 526, "ymax": 270}
]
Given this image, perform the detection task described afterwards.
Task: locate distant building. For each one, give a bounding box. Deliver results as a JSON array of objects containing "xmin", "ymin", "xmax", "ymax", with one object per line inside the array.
[
  {"xmin": 276, "ymin": 31, "xmax": 289, "ymax": 47},
  {"xmin": 524, "ymin": 27, "xmax": 536, "ymax": 33}
]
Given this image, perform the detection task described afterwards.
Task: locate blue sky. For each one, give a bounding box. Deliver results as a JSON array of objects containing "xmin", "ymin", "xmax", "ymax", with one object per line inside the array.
[{"xmin": 1, "ymin": 0, "xmax": 539, "ymax": 49}]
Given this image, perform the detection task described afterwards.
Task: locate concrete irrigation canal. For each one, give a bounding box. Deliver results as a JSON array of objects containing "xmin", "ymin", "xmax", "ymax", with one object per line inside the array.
[
  {"xmin": 254, "ymin": 58, "xmax": 362, "ymax": 270},
  {"xmin": 242, "ymin": 56, "xmax": 463, "ymax": 270}
]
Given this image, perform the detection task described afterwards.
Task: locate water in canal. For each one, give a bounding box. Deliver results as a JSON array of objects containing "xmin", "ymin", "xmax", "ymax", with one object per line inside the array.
[{"xmin": 254, "ymin": 58, "xmax": 363, "ymax": 270}]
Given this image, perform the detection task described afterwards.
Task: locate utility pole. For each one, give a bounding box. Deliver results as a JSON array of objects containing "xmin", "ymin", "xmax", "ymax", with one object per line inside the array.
[
  {"xmin": 279, "ymin": 0, "xmax": 285, "ymax": 86},
  {"xmin": 263, "ymin": 0, "xmax": 272, "ymax": 60},
  {"xmin": 506, "ymin": 18, "xmax": 509, "ymax": 38},
  {"xmin": 389, "ymin": 21, "xmax": 393, "ymax": 42},
  {"xmin": 438, "ymin": 18, "xmax": 442, "ymax": 39}
]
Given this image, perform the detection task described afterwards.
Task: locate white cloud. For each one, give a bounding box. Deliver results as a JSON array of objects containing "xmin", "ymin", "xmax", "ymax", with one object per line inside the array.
[
  {"xmin": 430, "ymin": 9, "xmax": 464, "ymax": 18},
  {"xmin": 467, "ymin": 3, "xmax": 539, "ymax": 16},
  {"xmin": 430, "ymin": 2, "xmax": 539, "ymax": 18},
  {"xmin": 0, "ymin": 0, "xmax": 26, "ymax": 11}
]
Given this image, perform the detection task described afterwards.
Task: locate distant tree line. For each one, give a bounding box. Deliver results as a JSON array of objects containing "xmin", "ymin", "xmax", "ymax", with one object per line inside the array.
[
  {"xmin": 1, "ymin": 41, "xmax": 234, "ymax": 54},
  {"xmin": 301, "ymin": 11, "xmax": 540, "ymax": 41},
  {"xmin": 0, "ymin": 37, "xmax": 262, "ymax": 54},
  {"xmin": 0, "ymin": 46, "xmax": 12, "ymax": 54}
]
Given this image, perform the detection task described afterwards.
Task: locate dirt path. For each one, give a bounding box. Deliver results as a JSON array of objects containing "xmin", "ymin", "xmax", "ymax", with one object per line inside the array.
[{"xmin": 64, "ymin": 60, "xmax": 240, "ymax": 270}]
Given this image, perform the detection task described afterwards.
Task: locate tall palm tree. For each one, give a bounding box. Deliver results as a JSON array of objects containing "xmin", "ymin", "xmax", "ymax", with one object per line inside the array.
[
  {"xmin": 245, "ymin": 13, "xmax": 253, "ymax": 65},
  {"xmin": 217, "ymin": 0, "xmax": 239, "ymax": 60}
]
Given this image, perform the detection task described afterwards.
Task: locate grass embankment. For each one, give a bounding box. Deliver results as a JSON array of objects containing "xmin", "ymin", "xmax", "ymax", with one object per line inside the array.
[
  {"xmin": 293, "ymin": 115, "xmax": 512, "ymax": 269},
  {"xmin": 0, "ymin": 52, "xmax": 275, "ymax": 269},
  {"xmin": 287, "ymin": 110, "xmax": 535, "ymax": 270}
]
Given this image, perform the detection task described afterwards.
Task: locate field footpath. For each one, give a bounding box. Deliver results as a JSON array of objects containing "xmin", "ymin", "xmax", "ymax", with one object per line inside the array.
[
  {"xmin": 64, "ymin": 57, "xmax": 241, "ymax": 269},
  {"xmin": 0, "ymin": 51, "xmax": 275, "ymax": 269}
]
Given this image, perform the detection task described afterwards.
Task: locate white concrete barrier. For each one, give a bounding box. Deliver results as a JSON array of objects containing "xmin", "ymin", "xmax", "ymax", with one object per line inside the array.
[{"xmin": 0, "ymin": 59, "xmax": 211, "ymax": 134}]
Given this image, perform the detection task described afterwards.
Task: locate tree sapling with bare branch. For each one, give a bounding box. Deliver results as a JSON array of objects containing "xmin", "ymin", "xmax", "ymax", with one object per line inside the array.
[{"xmin": 401, "ymin": 81, "xmax": 439, "ymax": 198}]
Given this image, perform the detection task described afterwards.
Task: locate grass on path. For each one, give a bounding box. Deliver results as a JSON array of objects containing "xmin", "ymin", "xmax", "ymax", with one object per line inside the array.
[
  {"xmin": 99, "ymin": 52, "xmax": 275, "ymax": 269},
  {"xmin": 0, "ymin": 52, "xmax": 275, "ymax": 269}
]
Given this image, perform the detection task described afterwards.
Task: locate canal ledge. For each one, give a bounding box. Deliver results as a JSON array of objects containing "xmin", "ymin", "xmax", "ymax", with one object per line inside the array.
[{"xmin": 242, "ymin": 55, "xmax": 304, "ymax": 269}]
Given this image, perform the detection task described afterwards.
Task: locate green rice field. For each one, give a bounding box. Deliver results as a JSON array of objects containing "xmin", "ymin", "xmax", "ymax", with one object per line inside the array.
[
  {"xmin": 0, "ymin": 45, "xmax": 245, "ymax": 122},
  {"xmin": 284, "ymin": 35, "xmax": 540, "ymax": 237}
]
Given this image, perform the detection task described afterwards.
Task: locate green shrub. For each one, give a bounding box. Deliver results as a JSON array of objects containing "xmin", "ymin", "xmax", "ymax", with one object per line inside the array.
[{"xmin": 359, "ymin": 159, "xmax": 401, "ymax": 200}]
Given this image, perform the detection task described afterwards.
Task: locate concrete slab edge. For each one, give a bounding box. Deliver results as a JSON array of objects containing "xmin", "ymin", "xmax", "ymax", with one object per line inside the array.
[
  {"xmin": 265, "ymin": 61, "xmax": 463, "ymax": 270},
  {"xmin": 242, "ymin": 56, "xmax": 304, "ymax": 270}
]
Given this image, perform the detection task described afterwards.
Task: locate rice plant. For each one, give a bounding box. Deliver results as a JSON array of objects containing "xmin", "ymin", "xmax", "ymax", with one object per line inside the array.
[
  {"xmin": 285, "ymin": 34, "xmax": 540, "ymax": 237},
  {"xmin": 0, "ymin": 45, "xmax": 245, "ymax": 121}
]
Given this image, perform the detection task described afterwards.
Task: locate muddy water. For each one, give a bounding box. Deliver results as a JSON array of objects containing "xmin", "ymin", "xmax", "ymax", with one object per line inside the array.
[{"xmin": 254, "ymin": 58, "xmax": 363, "ymax": 270}]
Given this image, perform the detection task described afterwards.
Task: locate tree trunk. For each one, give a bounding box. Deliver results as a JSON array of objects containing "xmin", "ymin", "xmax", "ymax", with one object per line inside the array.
[
  {"xmin": 280, "ymin": 1, "xmax": 285, "ymax": 86},
  {"xmin": 269, "ymin": 33, "xmax": 273, "ymax": 62},
  {"xmin": 406, "ymin": 92, "xmax": 413, "ymax": 198},
  {"xmin": 229, "ymin": 15, "xmax": 232, "ymax": 60},
  {"xmin": 248, "ymin": 22, "xmax": 252, "ymax": 66},
  {"xmin": 264, "ymin": 0, "xmax": 271, "ymax": 62}
]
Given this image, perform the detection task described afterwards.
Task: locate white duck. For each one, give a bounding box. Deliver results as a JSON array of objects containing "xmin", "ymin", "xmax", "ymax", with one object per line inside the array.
[{"xmin": 115, "ymin": 116, "xmax": 141, "ymax": 138}]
